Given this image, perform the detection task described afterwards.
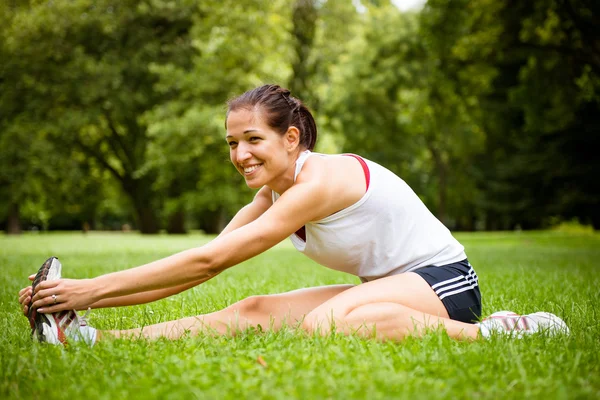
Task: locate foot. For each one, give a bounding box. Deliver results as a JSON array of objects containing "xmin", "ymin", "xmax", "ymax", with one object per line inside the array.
[
  {"xmin": 27, "ymin": 257, "xmax": 62, "ymax": 332},
  {"xmin": 36, "ymin": 309, "xmax": 92, "ymax": 345},
  {"xmin": 478, "ymin": 310, "xmax": 570, "ymax": 338},
  {"xmin": 27, "ymin": 257, "xmax": 96, "ymax": 346}
]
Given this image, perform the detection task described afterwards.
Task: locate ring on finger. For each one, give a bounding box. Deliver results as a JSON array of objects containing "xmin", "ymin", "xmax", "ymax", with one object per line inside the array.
[{"xmin": 52, "ymin": 294, "xmax": 57, "ymax": 305}]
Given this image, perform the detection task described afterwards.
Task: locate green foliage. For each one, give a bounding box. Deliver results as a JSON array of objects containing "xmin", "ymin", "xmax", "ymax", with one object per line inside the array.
[
  {"xmin": 143, "ymin": 0, "xmax": 290, "ymax": 232},
  {"xmin": 1, "ymin": 0, "xmax": 199, "ymax": 233},
  {"xmin": 549, "ymin": 218, "xmax": 595, "ymax": 234},
  {"xmin": 1, "ymin": 0, "xmax": 598, "ymax": 232},
  {"xmin": 426, "ymin": 0, "xmax": 600, "ymax": 229}
]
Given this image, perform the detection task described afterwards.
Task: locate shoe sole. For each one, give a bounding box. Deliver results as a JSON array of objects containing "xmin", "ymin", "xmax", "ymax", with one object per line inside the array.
[{"xmin": 27, "ymin": 257, "xmax": 61, "ymax": 340}]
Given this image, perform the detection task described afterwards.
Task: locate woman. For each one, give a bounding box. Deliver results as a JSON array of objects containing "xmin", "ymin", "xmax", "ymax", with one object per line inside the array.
[{"xmin": 18, "ymin": 85, "xmax": 568, "ymax": 345}]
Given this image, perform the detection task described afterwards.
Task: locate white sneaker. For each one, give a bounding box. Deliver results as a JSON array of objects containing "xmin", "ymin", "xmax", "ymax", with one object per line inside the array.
[
  {"xmin": 28, "ymin": 257, "xmax": 62, "ymax": 331},
  {"xmin": 32, "ymin": 256, "xmax": 62, "ymax": 286},
  {"xmin": 478, "ymin": 310, "xmax": 570, "ymax": 338},
  {"xmin": 37, "ymin": 309, "xmax": 94, "ymax": 345},
  {"xmin": 28, "ymin": 257, "xmax": 97, "ymax": 346}
]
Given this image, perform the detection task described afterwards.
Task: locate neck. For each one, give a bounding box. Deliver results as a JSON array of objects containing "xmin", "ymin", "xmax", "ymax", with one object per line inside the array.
[{"xmin": 268, "ymin": 148, "xmax": 306, "ymax": 195}]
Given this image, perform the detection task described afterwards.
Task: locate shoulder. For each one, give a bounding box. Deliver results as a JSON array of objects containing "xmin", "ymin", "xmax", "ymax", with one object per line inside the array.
[
  {"xmin": 291, "ymin": 153, "xmax": 368, "ymax": 220},
  {"xmin": 296, "ymin": 152, "xmax": 367, "ymax": 185},
  {"xmin": 294, "ymin": 153, "xmax": 334, "ymax": 188}
]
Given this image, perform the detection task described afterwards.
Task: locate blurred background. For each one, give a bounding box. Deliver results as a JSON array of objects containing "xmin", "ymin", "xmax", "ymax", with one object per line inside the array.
[{"xmin": 1, "ymin": 0, "xmax": 598, "ymax": 235}]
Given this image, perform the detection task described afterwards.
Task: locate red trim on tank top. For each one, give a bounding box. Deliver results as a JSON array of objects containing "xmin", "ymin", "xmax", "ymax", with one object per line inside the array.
[
  {"xmin": 343, "ymin": 154, "xmax": 370, "ymax": 191},
  {"xmin": 296, "ymin": 226, "xmax": 306, "ymax": 241},
  {"xmin": 294, "ymin": 154, "xmax": 370, "ymax": 242}
]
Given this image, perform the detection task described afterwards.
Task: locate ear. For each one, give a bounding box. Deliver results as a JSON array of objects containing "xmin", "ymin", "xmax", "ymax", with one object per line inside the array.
[{"xmin": 285, "ymin": 126, "xmax": 301, "ymax": 152}]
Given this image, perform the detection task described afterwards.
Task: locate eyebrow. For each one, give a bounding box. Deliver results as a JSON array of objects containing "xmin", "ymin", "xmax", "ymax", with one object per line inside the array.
[{"xmin": 226, "ymin": 129, "xmax": 261, "ymax": 139}]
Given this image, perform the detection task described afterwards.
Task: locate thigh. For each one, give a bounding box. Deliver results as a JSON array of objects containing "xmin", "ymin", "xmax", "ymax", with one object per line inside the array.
[{"xmin": 307, "ymin": 273, "xmax": 448, "ymax": 321}]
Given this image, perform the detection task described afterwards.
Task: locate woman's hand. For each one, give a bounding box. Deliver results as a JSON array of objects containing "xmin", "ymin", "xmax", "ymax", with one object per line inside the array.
[
  {"xmin": 31, "ymin": 278, "xmax": 99, "ymax": 313},
  {"xmin": 17, "ymin": 274, "xmax": 35, "ymax": 316}
]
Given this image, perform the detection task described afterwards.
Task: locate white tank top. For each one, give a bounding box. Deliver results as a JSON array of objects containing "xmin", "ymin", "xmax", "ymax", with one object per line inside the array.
[{"xmin": 272, "ymin": 151, "xmax": 467, "ymax": 282}]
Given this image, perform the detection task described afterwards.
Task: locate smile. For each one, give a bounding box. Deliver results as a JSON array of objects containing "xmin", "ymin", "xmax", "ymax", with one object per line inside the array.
[{"xmin": 243, "ymin": 164, "xmax": 262, "ymax": 175}]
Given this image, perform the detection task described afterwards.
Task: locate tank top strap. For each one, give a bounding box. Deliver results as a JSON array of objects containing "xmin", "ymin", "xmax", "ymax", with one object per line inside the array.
[{"xmin": 293, "ymin": 150, "xmax": 313, "ymax": 182}]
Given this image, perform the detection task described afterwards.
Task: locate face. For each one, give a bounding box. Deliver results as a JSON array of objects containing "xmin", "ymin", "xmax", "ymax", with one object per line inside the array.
[{"xmin": 226, "ymin": 109, "xmax": 300, "ymax": 191}]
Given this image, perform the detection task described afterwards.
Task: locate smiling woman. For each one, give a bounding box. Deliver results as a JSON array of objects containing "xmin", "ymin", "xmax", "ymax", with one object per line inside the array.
[
  {"xmin": 225, "ymin": 86, "xmax": 316, "ymax": 193},
  {"xmin": 18, "ymin": 84, "xmax": 570, "ymax": 346}
]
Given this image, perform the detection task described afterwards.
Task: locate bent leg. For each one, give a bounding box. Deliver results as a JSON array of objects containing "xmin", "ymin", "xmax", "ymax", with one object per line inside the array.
[
  {"xmin": 302, "ymin": 273, "xmax": 480, "ymax": 341},
  {"xmin": 101, "ymin": 284, "xmax": 354, "ymax": 341}
]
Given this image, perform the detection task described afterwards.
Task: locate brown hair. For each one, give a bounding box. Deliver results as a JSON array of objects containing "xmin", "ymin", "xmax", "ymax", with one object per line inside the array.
[{"xmin": 226, "ymin": 84, "xmax": 317, "ymax": 151}]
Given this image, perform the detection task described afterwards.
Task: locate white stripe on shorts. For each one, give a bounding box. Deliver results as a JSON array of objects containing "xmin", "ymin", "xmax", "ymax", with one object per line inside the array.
[{"xmin": 432, "ymin": 267, "xmax": 479, "ymax": 300}]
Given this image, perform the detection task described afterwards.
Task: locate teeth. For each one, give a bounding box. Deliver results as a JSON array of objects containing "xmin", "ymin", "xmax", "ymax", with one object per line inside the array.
[{"xmin": 243, "ymin": 165, "xmax": 260, "ymax": 173}]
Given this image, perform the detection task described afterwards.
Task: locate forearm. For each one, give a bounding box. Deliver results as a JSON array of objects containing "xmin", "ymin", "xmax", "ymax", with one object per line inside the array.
[
  {"xmin": 86, "ymin": 193, "xmax": 277, "ymax": 307},
  {"xmin": 85, "ymin": 277, "xmax": 209, "ymax": 310},
  {"xmin": 91, "ymin": 247, "xmax": 216, "ymax": 302},
  {"xmin": 218, "ymin": 187, "xmax": 271, "ymax": 237}
]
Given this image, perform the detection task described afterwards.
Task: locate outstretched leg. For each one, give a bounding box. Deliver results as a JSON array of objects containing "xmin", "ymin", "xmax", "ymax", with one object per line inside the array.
[
  {"xmin": 101, "ymin": 284, "xmax": 354, "ymax": 341},
  {"xmin": 302, "ymin": 272, "xmax": 480, "ymax": 340}
]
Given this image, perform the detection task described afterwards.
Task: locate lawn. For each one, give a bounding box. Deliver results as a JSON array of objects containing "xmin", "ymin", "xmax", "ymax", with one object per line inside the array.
[{"xmin": 1, "ymin": 231, "xmax": 599, "ymax": 399}]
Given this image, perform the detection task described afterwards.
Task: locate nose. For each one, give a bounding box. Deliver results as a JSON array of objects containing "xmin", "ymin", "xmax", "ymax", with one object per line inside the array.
[{"xmin": 235, "ymin": 142, "xmax": 252, "ymax": 164}]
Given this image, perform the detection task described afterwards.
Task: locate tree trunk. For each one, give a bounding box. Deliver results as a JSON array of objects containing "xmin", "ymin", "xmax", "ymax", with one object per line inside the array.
[
  {"xmin": 290, "ymin": 0, "xmax": 317, "ymax": 103},
  {"xmin": 123, "ymin": 177, "xmax": 160, "ymax": 234},
  {"xmin": 437, "ymin": 162, "xmax": 448, "ymax": 227},
  {"xmin": 137, "ymin": 206, "xmax": 160, "ymax": 234},
  {"xmin": 6, "ymin": 203, "xmax": 21, "ymax": 234},
  {"xmin": 216, "ymin": 207, "xmax": 228, "ymax": 233},
  {"xmin": 427, "ymin": 143, "xmax": 448, "ymax": 227},
  {"xmin": 166, "ymin": 206, "xmax": 187, "ymax": 234}
]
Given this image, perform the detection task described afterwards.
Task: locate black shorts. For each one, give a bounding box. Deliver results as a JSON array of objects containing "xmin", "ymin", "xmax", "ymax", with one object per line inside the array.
[{"xmin": 413, "ymin": 259, "xmax": 482, "ymax": 323}]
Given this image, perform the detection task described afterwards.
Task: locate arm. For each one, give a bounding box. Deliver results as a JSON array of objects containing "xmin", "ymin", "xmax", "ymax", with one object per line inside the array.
[
  {"xmin": 21, "ymin": 275, "xmax": 208, "ymax": 312},
  {"xmin": 85, "ymin": 277, "xmax": 211, "ymax": 309},
  {"xmin": 217, "ymin": 185, "xmax": 272, "ymax": 237},
  {"xmin": 32, "ymin": 164, "xmax": 338, "ymax": 313},
  {"xmin": 86, "ymin": 187, "xmax": 272, "ymax": 309}
]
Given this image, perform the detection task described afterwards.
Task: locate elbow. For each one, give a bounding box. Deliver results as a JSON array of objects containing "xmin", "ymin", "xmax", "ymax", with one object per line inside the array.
[{"xmin": 190, "ymin": 248, "xmax": 224, "ymax": 281}]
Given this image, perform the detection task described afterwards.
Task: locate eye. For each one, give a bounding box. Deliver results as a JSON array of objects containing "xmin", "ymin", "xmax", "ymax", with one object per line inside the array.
[
  {"xmin": 227, "ymin": 141, "xmax": 238, "ymax": 148},
  {"xmin": 249, "ymin": 136, "xmax": 261, "ymax": 142}
]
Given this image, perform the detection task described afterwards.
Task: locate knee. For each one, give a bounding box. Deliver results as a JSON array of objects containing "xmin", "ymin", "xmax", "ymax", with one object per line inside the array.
[
  {"xmin": 300, "ymin": 312, "xmax": 319, "ymax": 334},
  {"xmin": 302, "ymin": 309, "xmax": 340, "ymax": 335},
  {"xmin": 233, "ymin": 295, "xmax": 268, "ymax": 316}
]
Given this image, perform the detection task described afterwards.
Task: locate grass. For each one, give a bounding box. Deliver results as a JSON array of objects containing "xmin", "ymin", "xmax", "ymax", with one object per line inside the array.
[{"xmin": 1, "ymin": 231, "xmax": 599, "ymax": 399}]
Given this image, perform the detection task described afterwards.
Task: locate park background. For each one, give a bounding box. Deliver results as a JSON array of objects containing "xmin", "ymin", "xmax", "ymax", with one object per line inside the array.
[
  {"xmin": 1, "ymin": 0, "xmax": 598, "ymax": 236},
  {"xmin": 2, "ymin": 2, "xmax": 600, "ymax": 399}
]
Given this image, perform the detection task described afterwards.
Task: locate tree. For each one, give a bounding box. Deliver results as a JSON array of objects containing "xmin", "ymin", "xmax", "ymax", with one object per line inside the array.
[
  {"xmin": 144, "ymin": 0, "xmax": 291, "ymax": 233},
  {"xmin": 426, "ymin": 0, "xmax": 600, "ymax": 229},
  {"xmin": 2, "ymin": 0, "xmax": 197, "ymax": 233},
  {"xmin": 321, "ymin": 3, "xmax": 484, "ymax": 226}
]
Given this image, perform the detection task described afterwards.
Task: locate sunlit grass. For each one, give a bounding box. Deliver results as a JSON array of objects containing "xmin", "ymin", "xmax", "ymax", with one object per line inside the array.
[{"xmin": 1, "ymin": 231, "xmax": 599, "ymax": 399}]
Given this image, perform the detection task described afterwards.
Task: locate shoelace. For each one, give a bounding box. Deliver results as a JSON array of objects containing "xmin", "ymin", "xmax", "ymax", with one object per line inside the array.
[{"xmin": 79, "ymin": 307, "xmax": 92, "ymax": 327}]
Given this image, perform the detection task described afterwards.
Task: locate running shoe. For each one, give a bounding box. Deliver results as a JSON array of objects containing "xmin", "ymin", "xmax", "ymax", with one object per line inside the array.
[
  {"xmin": 36, "ymin": 309, "xmax": 91, "ymax": 345},
  {"xmin": 478, "ymin": 310, "xmax": 570, "ymax": 338},
  {"xmin": 27, "ymin": 257, "xmax": 62, "ymax": 333}
]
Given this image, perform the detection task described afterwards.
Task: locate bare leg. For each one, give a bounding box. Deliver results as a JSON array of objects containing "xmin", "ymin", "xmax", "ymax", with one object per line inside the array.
[
  {"xmin": 302, "ymin": 272, "xmax": 480, "ymax": 340},
  {"xmin": 100, "ymin": 284, "xmax": 354, "ymax": 341}
]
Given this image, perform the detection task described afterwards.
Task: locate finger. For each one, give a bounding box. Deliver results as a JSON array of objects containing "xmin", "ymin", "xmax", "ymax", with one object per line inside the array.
[
  {"xmin": 33, "ymin": 279, "xmax": 60, "ymax": 294},
  {"xmin": 29, "ymin": 274, "xmax": 35, "ymax": 281},
  {"xmin": 38, "ymin": 303, "xmax": 70, "ymax": 314},
  {"xmin": 31, "ymin": 294, "xmax": 59, "ymax": 311},
  {"xmin": 18, "ymin": 286, "xmax": 32, "ymax": 297},
  {"xmin": 23, "ymin": 305, "xmax": 29, "ymax": 316},
  {"xmin": 32, "ymin": 289, "xmax": 60, "ymax": 306},
  {"xmin": 19, "ymin": 292, "xmax": 30, "ymax": 305},
  {"xmin": 32, "ymin": 285, "xmax": 61, "ymax": 303}
]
